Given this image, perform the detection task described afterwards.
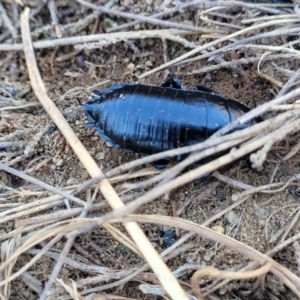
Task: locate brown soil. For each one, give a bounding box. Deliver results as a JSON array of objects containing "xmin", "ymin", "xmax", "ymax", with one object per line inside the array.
[{"xmin": 1, "ymin": 1, "xmax": 300, "ymax": 300}]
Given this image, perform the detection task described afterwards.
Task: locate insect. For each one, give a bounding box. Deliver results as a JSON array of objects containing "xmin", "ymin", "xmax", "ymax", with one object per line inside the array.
[{"xmin": 84, "ymin": 78, "xmax": 257, "ymax": 168}]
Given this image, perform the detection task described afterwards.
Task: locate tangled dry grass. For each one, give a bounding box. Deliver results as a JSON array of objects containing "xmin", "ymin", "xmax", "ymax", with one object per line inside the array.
[{"xmin": 1, "ymin": 0, "xmax": 300, "ymax": 299}]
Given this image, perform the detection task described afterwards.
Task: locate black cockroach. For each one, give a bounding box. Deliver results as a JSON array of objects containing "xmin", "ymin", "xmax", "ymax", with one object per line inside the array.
[{"xmin": 84, "ymin": 78, "xmax": 257, "ymax": 168}]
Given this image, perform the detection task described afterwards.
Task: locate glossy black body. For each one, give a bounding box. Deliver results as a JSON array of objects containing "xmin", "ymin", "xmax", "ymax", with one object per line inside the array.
[{"xmin": 84, "ymin": 81, "xmax": 256, "ymax": 161}]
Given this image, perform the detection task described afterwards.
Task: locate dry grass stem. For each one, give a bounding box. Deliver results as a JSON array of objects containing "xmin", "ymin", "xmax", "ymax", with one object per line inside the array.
[
  {"xmin": 1, "ymin": 2, "xmax": 300, "ymax": 299},
  {"xmin": 218, "ymin": 0, "xmax": 292, "ymax": 12},
  {"xmin": 14, "ymin": 207, "xmax": 83, "ymax": 228},
  {"xmin": 139, "ymin": 21, "xmax": 300, "ymax": 78},
  {"xmin": 190, "ymin": 54, "xmax": 296, "ymax": 75},
  {"xmin": 20, "ymin": 7, "xmax": 186, "ymax": 300},
  {"xmin": 107, "ymin": 0, "xmax": 209, "ymax": 33},
  {"xmin": 102, "ymin": 223, "xmax": 142, "ymax": 257},
  {"xmin": 211, "ymin": 88, "xmax": 300, "ymax": 138},
  {"xmin": 279, "ymin": 206, "xmax": 300, "ymax": 243},
  {"xmin": 213, "ymin": 171, "xmax": 297, "ymax": 201},
  {"xmin": 47, "ymin": 0, "xmax": 62, "ymax": 38},
  {"xmin": 92, "ymin": 117, "xmax": 300, "ymax": 224},
  {"xmin": 75, "ymin": 32, "xmax": 199, "ymax": 50},
  {"xmin": 242, "ymin": 14, "xmax": 297, "ymax": 23},
  {"xmin": 0, "ymin": 1, "xmax": 17, "ymax": 39},
  {"xmin": 111, "ymin": 215, "xmax": 300, "ymax": 297},
  {"xmin": 204, "ymin": 230, "xmax": 300, "ymax": 297},
  {"xmin": 0, "ymin": 164, "xmax": 86, "ymax": 207},
  {"xmin": 191, "ymin": 262, "xmax": 273, "ymax": 300},
  {"xmin": 0, "ymin": 29, "xmax": 199, "ymax": 51},
  {"xmin": 0, "ymin": 235, "xmax": 20, "ymax": 299},
  {"xmin": 76, "ymin": 0, "xmax": 219, "ymax": 33},
  {"xmin": 104, "ymin": 109, "xmax": 299, "ymax": 189},
  {"xmin": 21, "ymin": 272, "xmax": 42, "ymax": 296}
]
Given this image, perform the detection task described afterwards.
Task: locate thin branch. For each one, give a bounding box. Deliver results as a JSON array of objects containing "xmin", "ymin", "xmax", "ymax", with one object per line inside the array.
[
  {"xmin": 107, "ymin": 0, "xmax": 210, "ymax": 33},
  {"xmin": 211, "ymin": 86, "xmax": 300, "ymax": 138},
  {"xmin": 277, "ymin": 68, "xmax": 300, "ymax": 97},
  {"xmin": 176, "ymin": 40, "xmax": 300, "ymax": 68},
  {"xmin": 0, "ymin": 164, "xmax": 86, "ymax": 207},
  {"xmin": 72, "ymin": 107, "xmax": 300, "ymax": 194},
  {"xmin": 111, "ymin": 215, "xmax": 300, "ymax": 298},
  {"xmin": 47, "ymin": 0, "xmax": 62, "ymax": 38},
  {"xmin": 139, "ymin": 21, "xmax": 300, "ymax": 78},
  {"xmin": 204, "ymin": 231, "xmax": 300, "ymax": 297},
  {"xmin": 94, "ymin": 116, "xmax": 300, "ymax": 222},
  {"xmin": 76, "ymin": 0, "xmax": 220, "ymax": 33},
  {"xmin": 0, "ymin": 1, "xmax": 18, "ymax": 39},
  {"xmin": 40, "ymin": 211, "xmax": 87, "ymax": 300},
  {"xmin": 189, "ymin": 54, "xmax": 296, "ymax": 75},
  {"xmin": 20, "ymin": 7, "xmax": 187, "ymax": 300},
  {"xmin": 0, "ymin": 29, "xmax": 197, "ymax": 51},
  {"xmin": 75, "ymin": 31, "xmax": 199, "ymax": 50},
  {"xmin": 218, "ymin": 0, "xmax": 291, "ymax": 14}
]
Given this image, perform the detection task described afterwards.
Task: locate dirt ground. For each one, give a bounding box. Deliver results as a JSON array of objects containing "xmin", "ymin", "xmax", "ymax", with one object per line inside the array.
[{"xmin": 1, "ymin": 1, "xmax": 300, "ymax": 299}]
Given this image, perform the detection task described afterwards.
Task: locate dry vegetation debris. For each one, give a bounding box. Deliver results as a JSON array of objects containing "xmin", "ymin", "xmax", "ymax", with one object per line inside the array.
[{"xmin": 1, "ymin": 0, "xmax": 300, "ymax": 299}]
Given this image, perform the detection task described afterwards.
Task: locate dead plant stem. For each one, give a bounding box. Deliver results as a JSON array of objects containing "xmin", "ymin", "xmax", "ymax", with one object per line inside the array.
[
  {"xmin": 139, "ymin": 22, "xmax": 300, "ymax": 78},
  {"xmin": 107, "ymin": 0, "xmax": 208, "ymax": 32},
  {"xmin": 0, "ymin": 164, "xmax": 86, "ymax": 207},
  {"xmin": 0, "ymin": 29, "xmax": 196, "ymax": 51},
  {"xmin": 76, "ymin": 0, "xmax": 217, "ymax": 33},
  {"xmin": 20, "ymin": 7, "xmax": 187, "ymax": 300},
  {"xmin": 89, "ymin": 117, "xmax": 300, "ymax": 223}
]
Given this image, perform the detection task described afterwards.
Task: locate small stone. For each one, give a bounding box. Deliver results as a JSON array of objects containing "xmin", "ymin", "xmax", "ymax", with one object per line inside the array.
[
  {"xmin": 96, "ymin": 152, "xmax": 105, "ymax": 160},
  {"xmin": 254, "ymin": 202, "xmax": 269, "ymax": 219},
  {"xmin": 203, "ymin": 249, "xmax": 214, "ymax": 262},
  {"xmin": 56, "ymin": 158, "xmax": 64, "ymax": 167},
  {"xmin": 225, "ymin": 210, "xmax": 239, "ymax": 225},
  {"xmin": 145, "ymin": 60, "xmax": 153, "ymax": 67},
  {"xmin": 212, "ymin": 225, "xmax": 225, "ymax": 234},
  {"xmin": 127, "ymin": 63, "xmax": 135, "ymax": 71},
  {"xmin": 106, "ymin": 141, "xmax": 113, "ymax": 147},
  {"xmin": 67, "ymin": 178, "xmax": 77, "ymax": 185},
  {"xmin": 65, "ymin": 155, "xmax": 72, "ymax": 161}
]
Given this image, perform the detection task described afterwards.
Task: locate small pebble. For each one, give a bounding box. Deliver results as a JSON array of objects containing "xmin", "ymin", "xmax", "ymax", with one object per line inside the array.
[
  {"xmin": 211, "ymin": 225, "xmax": 225, "ymax": 234},
  {"xmin": 127, "ymin": 63, "xmax": 135, "ymax": 72},
  {"xmin": 254, "ymin": 202, "xmax": 269, "ymax": 227},
  {"xmin": 254, "ymin": 202, "xmax": 269, "ymax": 219},
  {"xmin": 145, "ymin": 60, "xmax": 153, "ymax": 67},
  {"xmin": 203, "ymin": 249, "xmax": 214, "ymax": 262},
  {"xmin": 96, "ymin": 152, "xmax": 105, "ymax": 160},
  {"xmin": 225, "ymin": 210, "xmax": 239, "ymax": 225},
  {"xmin": 56, "ymin": 159, "xmax": 64, "ymax": 167},
  {"xmin": 67, "ymin": 178, "xmax": 77, "ymax": 185}
]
